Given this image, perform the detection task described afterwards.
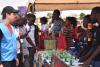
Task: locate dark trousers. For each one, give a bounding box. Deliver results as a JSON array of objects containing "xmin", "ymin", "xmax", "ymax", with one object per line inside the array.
[
  {"xmin": 92, "ymin": 61, "xmax": 100, "ymax": 67},
  {"xmin": 2, "ymin": 60, "xmax": 16, "ymax": 67},
  {"xmin": 17, "ymin": 53, "xmax": 23, "ymax": 67},
  {"xmin": 23, "ymin": 55, "xmax": 30, "ymax": 67},
  {"xmin": 28, "ymin": 47, "xmax": 36, "ymax": 67}
]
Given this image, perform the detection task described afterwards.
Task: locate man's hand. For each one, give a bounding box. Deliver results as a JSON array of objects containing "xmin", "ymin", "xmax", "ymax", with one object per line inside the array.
[
  {"xmin": 16, "ymin": 58, "xmax": 19, "ymax": 67},
  {"xmin": 0, "ymin": 64, "xmax": 3, "ymax": 67},
  {"xmin": 83, "ymin": 59, "xmax": 91, "ymax": 66},
  {"xmin": 79, "ymin": 56, "xmax": 88, "ymax": 62},
  {"xmin": 79, "ymin": 60, "xmax": 91, "ymax": 67}
]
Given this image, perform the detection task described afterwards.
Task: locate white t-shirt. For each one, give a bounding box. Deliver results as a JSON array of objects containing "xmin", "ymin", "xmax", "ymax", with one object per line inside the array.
[
  {"xmin": 19, "ymin": 26, "xmax": 29, "ymax": 55},
  {"xmin": 14, "ymin": 28, "xmax": 20, "ymax": 54},
  {"xmin": 41, "ymin": 24, "xmax": 48, "ymax": 32},
  {"xmin": 26, "ymin": 24, "xmax": 36, "ymax": 47}
]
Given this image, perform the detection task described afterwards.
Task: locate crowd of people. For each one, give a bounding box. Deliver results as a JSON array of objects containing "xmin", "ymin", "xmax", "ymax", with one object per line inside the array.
[{"xmin": 0, "ymin": 6, "xmax": 100, "ymax": 67}]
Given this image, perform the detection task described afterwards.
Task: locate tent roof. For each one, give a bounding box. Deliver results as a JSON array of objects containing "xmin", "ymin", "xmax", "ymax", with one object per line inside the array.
[
  {"xmin": 35, "ymin": 0, "xmax": 100, "ymax": 3},
  {"xmin": 35, "ymin": 0, "xmax": 100, "ymax": 11}
]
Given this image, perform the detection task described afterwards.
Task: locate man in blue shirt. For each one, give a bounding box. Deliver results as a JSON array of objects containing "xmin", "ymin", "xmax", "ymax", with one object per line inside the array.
[{"xmin": 0, "ymin": 6, "xmax": 18, "ymax": 67}]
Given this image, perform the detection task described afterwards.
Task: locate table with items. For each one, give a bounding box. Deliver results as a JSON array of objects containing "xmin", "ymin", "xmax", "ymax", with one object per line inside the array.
[{"xmin": 34, "ymin": 50, "xmax": 83, "ymax": 67}]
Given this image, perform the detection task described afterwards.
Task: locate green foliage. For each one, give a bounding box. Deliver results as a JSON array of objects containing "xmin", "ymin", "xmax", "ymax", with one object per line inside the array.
[{"xmin": 80, "ymin": 13, "xmax": 85, "ymax": 20}]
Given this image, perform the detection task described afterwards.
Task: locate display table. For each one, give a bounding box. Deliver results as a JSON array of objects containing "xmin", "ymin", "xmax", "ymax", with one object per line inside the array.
[
  {"xmin": 51, "ymin": 54, "xmax": 68, "ymax": 67},
  {"xmin": 51, "ymin": 54, "xmax": 84, "ymax": 67},
  {"xmin": 34, "ymin": 50, "xmax": 82, "ymax": 67},
  {"xmin": 34, "ymin": 51, "xmax": 51, "ymax": 67}
]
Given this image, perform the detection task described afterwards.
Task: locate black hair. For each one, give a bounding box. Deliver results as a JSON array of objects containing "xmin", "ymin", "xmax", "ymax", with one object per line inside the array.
[
  {"xmin": 18, "ymin": 18, "xmax": 27, "ymax": 27},
  {"xmin": 26, "ymin": 13, "xmax": 36, "ymax": 25},
  {"xmin": 2, "ymin": 12, "xmax": 11, "ymax": 19},
  {"xmin": 2, "ymin": 13, "xmax": 6, "ymax": 19},
  {"xmin": 40, "ymin": 17, "xmax": 48, "ymax": 24},
  {"xmin": 11, "ymin": 14, "xmax": 21, "ymax": 27},
  {"xmin": 91, "ymin": 7, "xmax": 100, "ymax": 24},
  {"xmin": 83, "ymin": 15, "xmax": 91, "ymax": 23},
  {"xmin": 92, "ymin": 7, "xmax": 100, "ymax": 14},
  {"xmin": 12, "ymin": 16, "xmax": 27, "ymax": 27},
  {"xmin": 26, "ymin": 14, "xmax": 36, "ymax": 22},
  {"xmin": 66, "ymin": 17, "xmax": 77, "ymax": 28},
  {"xmin": 53, "ymin": 9, "xmax": 60, "ymax": 16}
]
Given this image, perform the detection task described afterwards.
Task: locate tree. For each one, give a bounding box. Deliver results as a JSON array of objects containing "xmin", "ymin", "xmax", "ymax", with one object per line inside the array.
[
  {"xmin": 47, "ymin": 13, "xmax": 52, "ymax": 19},
  {"xmin": 80, "ymin": 13, "xmax": 85, "ymax": 20}
]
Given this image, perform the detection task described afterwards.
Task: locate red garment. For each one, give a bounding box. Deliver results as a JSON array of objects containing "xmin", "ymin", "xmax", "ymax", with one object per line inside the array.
[
  {"xmin": 6, "ymin": 24, "xmax": 13, "ymax": 34},
  {"xmin": 73, "ymin": 28, "xmax": 79, "ymax": 40},
  {"xmin": 56, "ymin": 34, "xmax": 66, "ymax": 50},
  {"xmin": 38, "ymin": 32, "xmax": 47, "ymax": 50},
  {"xmin": 52, "ymin": 54, "xmax": 68, "ymax": 67}
]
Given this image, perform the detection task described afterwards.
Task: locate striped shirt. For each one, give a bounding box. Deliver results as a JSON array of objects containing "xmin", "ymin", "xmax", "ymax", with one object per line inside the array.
[{"xmin": 63, "ymin": 26, "xmax": 74, "ymax": 46}]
